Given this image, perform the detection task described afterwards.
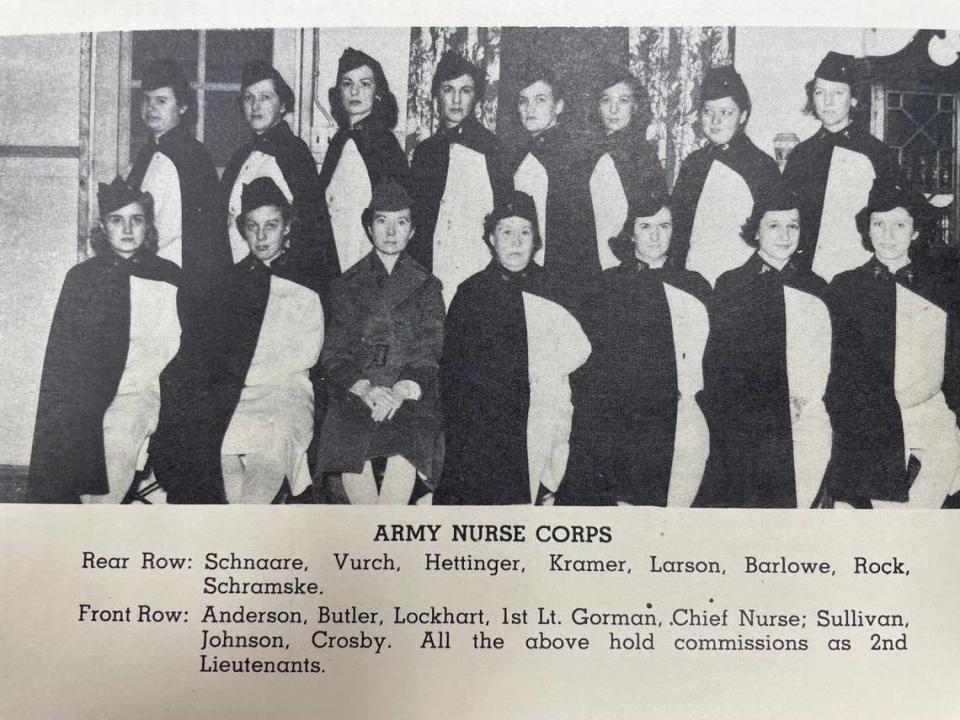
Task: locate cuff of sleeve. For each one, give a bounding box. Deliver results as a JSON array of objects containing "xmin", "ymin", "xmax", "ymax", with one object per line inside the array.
[
  {"xmin": 393, "ymin": 380, "xmax": 422, "ymax": 401},
  {"xmin": 349, "ymin": 379, "xmax": 371, "ymax": 397}
]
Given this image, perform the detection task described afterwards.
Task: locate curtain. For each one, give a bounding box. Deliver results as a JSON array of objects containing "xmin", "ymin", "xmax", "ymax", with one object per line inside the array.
[
  {"xmin": 406, "ymin": 27, "xmax": 501, "ymax": 157},
  {"xmin": 629, "ymin": 27, "xmax": 735, "ymax": 185}
]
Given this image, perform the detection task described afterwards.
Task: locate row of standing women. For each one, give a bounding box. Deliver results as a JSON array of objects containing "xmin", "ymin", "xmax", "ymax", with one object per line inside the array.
[{"xmin": 26, "ymin": 46, "xmax": 960, "ymax": 508}]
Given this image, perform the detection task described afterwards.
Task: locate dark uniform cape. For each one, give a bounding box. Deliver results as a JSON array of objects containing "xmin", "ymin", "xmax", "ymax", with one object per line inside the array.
[
  {"xmin": 151, "ymin": 252, "xmax": 317, "ymax": 504},
  {"xmin": 558, "ymin": 260, "xmax": 710, "ymax": 506},
  {"xmin": 319, "ymin": 119, "xmax": 409, "ymax": 191},
  {"xmin": 435, "ymin": 262, "xmax": 590, "ymax": 504},
  {"xmin": 587, "ymin": 125, "xmax": 668, "ymax": 270},
  {"xmin": 408, "ymin": 116, "xmax": 511, "ymax": 271},
  {"xmin": 670, "ymin": 132, "xmax": 781, "ymax": 284},
  {"xmin": 694, "ymin": 254, "xmax": 831, "ymax": 508},
  {"xmin": 27, "ymin": 251, "xmax": 180, "ymax": 503},
  {"xmin": 783, "ymin": 124, "xmax": 899, "ymax": 279},
  {"xmin": 823, "ymin": 257, "xmax": 960, "ymax": 504},
  {"xmin": 127, "ymin": 123, "xmax": 230, "ymax": 281},
  {"xmin": 510, "ymin": 125, "xmax": 597, "ymax": 310},
  {"xmin": 316, "ymin": 252, "xmax": 444, "ymax": 481},
  {"xmin": 221, "ymin": 120, "xmax": 340, "ymax": 299}
]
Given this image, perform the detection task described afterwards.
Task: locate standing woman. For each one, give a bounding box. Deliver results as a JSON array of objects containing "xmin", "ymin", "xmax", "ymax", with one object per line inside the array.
[
  {"xmin": 824, "ymin": 180, "xmax": 960, "ymax": 509},
  {"xmin": 434, "ymin": 191, "xmax": 591, "ymax": 505},
  {"xmin": 588, "ymin": 65, "xmax": 668, "ymax": 271},
  {"xmin": 320, "ymin": 48, "xmax": 409, "ymax": 275},
  {"xmin": 28, "ymin": 178, "xmax": 180, "ymax": 503},
  {"xmin": 315, "ymin": 180, "xmax": 444, "ymax": 505},
  {"xmin": 783, "ymin": 51, "xmax": 899, "ymax": 282},
  {"xmin": 127, "ymin": 57, "xmax": 229, "ymax": 279},
  {"xmin": 558, "ymin": 192, "xmax": 710, "ymax": 507},
  {"xmin": 695, "ymin": 184, "xmax": 832, "ymax": 508},
  {"xmin": 671, "ymin": 65, "xmax": 781, "ymax": 287},
  {"xmin": 221, "ymin": 60, "xmax": 339, "ymax": 297}
]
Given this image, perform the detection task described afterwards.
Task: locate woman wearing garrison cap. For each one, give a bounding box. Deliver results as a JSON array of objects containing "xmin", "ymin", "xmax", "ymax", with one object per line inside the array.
[
  {"xmin": 408, "ymin": 51, "xmax": 511, "ymax": 307},
  {"xmin": 824, "ymin": 180, "xmax": 960, "ymax": 509},
  {"xmin": 319, "ymin": 48, "xmax": 409, "ymax": 275},
  {"xmin": 694, "ymin": 183, "xmax": 832, "ymax": 508},
  {"xmin": 28, "ymin": 178, "xmax": 181, "ymax": 503},
  {"xmin": 221, "ymin": 60, "xmax": 339, "ymax": 298},
  {"xmin": 670, "ymin": 64, "xmax": 781, "ymax": 287},
  {"xmin": 783, "ymin": 51, "xmax": 900, "ymax": 282},
  {"xmin": 434, "ymin": 190, "xmax": 591, "ymax": 506},
  {"xmin": 127, "ymin": 57, "xmax": 229, "ymax": 280},
  {"xmin": 151, "ymin": 178, "xmax": 324, "ymax": 503},
  {"xmin": 558, "ymin": 191, "xmax": 709, "ymax": 507},
  {"xmin": 315, "ymin": 179, "xmax": 444, "ymax": 505},
  {"xmin": 587, "ymin": 64, "xmax": 668, "ymax": 271}
]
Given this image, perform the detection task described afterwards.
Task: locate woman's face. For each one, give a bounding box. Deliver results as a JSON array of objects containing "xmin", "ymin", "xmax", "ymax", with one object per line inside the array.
[
  {"xmin": 632, "ymin": 207, "xmax": 672, "ymax": 264},
  {"xmin": 812, "ymin": 77, "xmax": 854, "ymax": 131},
  {"xmin": 243, "ymin": 78, "xmax": 285, "ymax": 134},
  {"xmin": 242, "ymin": 204, "xmax": 290, "ymax": 264},
  {"xmin": 701, "ymin": 96, "xmax": 746, "ymax": 146},
  {"xmin": 518, "ymin": 80, "xmax": 564, "ymax": 136},
  {"xmin": 368, "ymin": 209, "xmax": 414, "ymax": 256},
  {"xmin": 599, "ymin": 81, "xmax": 636, "ymax": 135},
  {"xmin": 140, "ymin": 86, "xmax": 186, "ymax": 137},
  {"xmin": 339, "ymin": 64, "xmax": 376, "ymax": 125},
  {"xmin": 491, "ymin": 216, "xmax": 536, "ymax": 272},
  {"xmin": 756, "ymin": 209, "xmax": 801, "ymax": 264},
  {"xmin": 104, "ymin": 201, "xmax": 148, "ymax": 258},
  {"xmin": 439, "ymin": 73, "xmax": 477, "ymax": 129},
  {"xmin": 869, "ymin": 207, "xmax": 916, "ymax": 264}
]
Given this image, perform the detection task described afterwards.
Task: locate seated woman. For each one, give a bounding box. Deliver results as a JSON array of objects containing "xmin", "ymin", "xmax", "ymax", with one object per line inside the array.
[
  {"xmin": 558, "ymin": 192, "xmax": 710, "ymax": 507},
  {"xmin": 151, "ymin": 177, "xmax": 324, "ymax": 503},
  {"xmin": 434, "ymin": 191, "xmax": 591, "ymax": 505},
  {"xmin": 695, "ymin": 183, "xmax": 832, "ymax": 508},
  {"xmin": 320, "ymin": 48, "xmax": 409, "ymax": 275},
  {"xmin": 222, "ymin": 60, "xmax": 339, "ymax": 297},
  {"xmin": 28, "ymin": 178, "xmax": 180, "ymax": 503},
  {"xmin": 587, "ymin": 64, "xmax": 667, "ymax": 271},
  {"xmin": 315, "ymin": 179, "xmax": 444, "ymax": 505},
  {"xmin": 824, "ymin": 179, "xmax": 960, "ymax": 509}
]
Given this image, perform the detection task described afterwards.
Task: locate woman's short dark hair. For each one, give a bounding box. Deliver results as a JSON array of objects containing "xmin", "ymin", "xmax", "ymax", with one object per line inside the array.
[
  {"xmin": 855, "ymin": 205, "xmax": 932, "ymax": 252},
  {"xmin": 740, "ymin": 206, "xmax": 801, "ymax": 247},
  {"xmin": 595, "ymin": 71, "xmax": 652, "ymax": 133},
  {"xmin": 328, "ymin": 55, "xmax": 399, "ymax": 130},
  {"xmin": 90, "ymin": 193, "xmax": 159, "ymax": 256},
  {"xmin": 803, "ymin": 77, "xmax": 859, "ymax": 117},
  {"xmin": 235, "ymin": 203, "xmax": 295, "ymax": 237},
  {"xmin": 240, "ymin": 73, "xmax": 296, "ymax": 116},
  {"xmin": 482, "ymin": 212, "xmax": 543, "ymax": 254},
  {"xmin": 608, "ymin": 200, "xmax": 672, "ymax": 263}
]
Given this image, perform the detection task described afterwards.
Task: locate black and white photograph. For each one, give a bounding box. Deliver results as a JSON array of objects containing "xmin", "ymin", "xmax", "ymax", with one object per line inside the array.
[{"xmin": 1, "ymin": 1, "xmax": 960, "ymax": 718}]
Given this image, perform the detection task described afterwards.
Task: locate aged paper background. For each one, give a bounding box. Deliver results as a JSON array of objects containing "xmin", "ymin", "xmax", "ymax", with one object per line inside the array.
[{"xmin": 2, "ymin": 0, "xmax": 960, "ymax": 718}]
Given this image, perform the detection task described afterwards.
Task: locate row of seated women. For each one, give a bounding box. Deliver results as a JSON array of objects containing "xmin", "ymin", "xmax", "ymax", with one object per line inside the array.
[{"xmin": 27, "ymin": 163, "xmax": 960, "ymax": 509}]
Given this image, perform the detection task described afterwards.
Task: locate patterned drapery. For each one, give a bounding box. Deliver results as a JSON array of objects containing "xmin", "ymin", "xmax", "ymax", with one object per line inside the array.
[
  {"xmin": 629, "ymin": 27, "xmax": 735, "ymax": 185},
  {"xmin": 406, "ymin": 27, "xmax": 501, "ymax": 157}
]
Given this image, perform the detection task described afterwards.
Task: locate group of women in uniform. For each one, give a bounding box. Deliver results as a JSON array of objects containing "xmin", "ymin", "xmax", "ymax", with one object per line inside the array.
[{"xmin": 27, "ymin": 45, "xmax": 960, "ymax": 509}]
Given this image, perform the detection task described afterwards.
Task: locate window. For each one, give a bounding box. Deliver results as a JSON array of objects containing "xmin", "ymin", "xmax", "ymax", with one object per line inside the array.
[{"xmin": 124, "ymin": 29, "xmax": 273, "ymax": 169}]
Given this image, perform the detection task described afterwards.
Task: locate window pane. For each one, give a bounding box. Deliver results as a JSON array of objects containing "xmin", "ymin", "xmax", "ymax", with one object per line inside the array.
[
  {"xmin": 204, "ymin": 90, "xmax": 249, "ymax": 167},
  {"xmin": 206, "ymin": 29, "xmax": 274, "ymax": 84},
  {"xmin": 131, "ymin": 31, "xmax": 198, "ymax": 81}
]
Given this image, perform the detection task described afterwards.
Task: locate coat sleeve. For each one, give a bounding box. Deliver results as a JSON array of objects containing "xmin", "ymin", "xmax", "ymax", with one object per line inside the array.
[
  {"xmin": 399, "ymin": 277, "xmax": 445, "ymax": 393},
  {"xmin": 320, "ymin": 281, "xmax": 367, "ymax": 390},
  {"xmin": 669, "ymin": 158, "xmax": 698, "ymax": 266}
]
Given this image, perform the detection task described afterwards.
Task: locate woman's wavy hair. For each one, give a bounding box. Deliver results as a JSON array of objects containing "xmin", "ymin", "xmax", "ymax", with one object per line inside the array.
[
  {"xmin": 594, "ymin": 68, "xmax": 652, "ymax": 134},
  {"xmin": 328, "ymin": 52, "xmax": 399, "ymax": 130},
  {"xmin": 90, "ymin": 192, "xmax": 159, "ymax": 256}
]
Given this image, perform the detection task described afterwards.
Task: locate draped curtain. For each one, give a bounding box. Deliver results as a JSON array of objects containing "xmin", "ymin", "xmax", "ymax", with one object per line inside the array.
[
  {"xmin": 406, "ymin": 27, "xmax": 501, "ymax": 157},
  {"xmin": 630, "ymin": 27, "xmax": 736, "ymax": 185}
]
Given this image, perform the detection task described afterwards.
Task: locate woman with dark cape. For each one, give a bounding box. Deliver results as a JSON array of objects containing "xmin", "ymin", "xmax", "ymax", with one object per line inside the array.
[
  {"xmin": 587, "ymin": 65, "xmax": 668, "ymax": 271},
  {"xmin": 783, "ymin": 51, "xmax": 900, "ymax": 282},
  {"xmin": 695, "ymin": 183, "xmax": 832, "ymax": 508},
  {"xmin": 28, "ymin": 178, "xmax": 181, "ymax": 503},
  {"xmin": 670, "ymin": 65, "xmax": 781, "ymax": 287},
  {"xmin": 558, "ymin": 192, "xmax": 710, "ymax": 507},
  {"xmin": 434, "ymin": 190, "xmax": 591, "ymax": 505},
  {"xmin": 151, "ymin": 178, "xmax": 324, "ymax": 504},
  {"xmin": 824, "ymin": 179, "xmax": 960, "ymax": 508},
  {"xmin": 127, "ymin": 57, "xmax": 229, "ymax": 281},
  {"xmin": 408, "ymin": 50, "xmax": 511, "ymax": 307},
  {"xmin": 221, "ymin": 60, "xmax": 339, "ymax": 298},
  {"xmin": 319, "ymin": 47, "xmax": 409, "ymax": 275}
]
